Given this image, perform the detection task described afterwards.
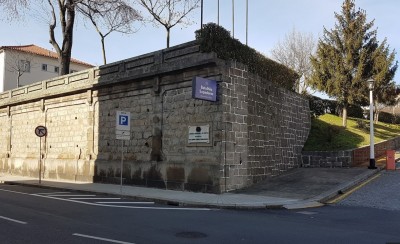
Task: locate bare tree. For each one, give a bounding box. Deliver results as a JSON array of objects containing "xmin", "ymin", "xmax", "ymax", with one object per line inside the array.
[
  {"xmin": 0, "ymin": 0, "xmax": 137, "ymax": 74},
  {"xmin": 4, "ymin": 49, "xmax": 34, "ymax": 88},
  {"xmin": 47, "ymin": 0, "xmax": 79, "ymax": 75},
  {"xmin": 137, "ymin": 0, "xmax": 200, "ymax": 48},
  {"xmin": 78, "ymin": 0, "xmax": 142, "ymax": 64},
  {"xmin": 0, "ymin": 0, "xmax": 28, "ymax": 19},
  {"xmin": 271, "ymin": 28, "xmax": 316, "ymax": 94}
]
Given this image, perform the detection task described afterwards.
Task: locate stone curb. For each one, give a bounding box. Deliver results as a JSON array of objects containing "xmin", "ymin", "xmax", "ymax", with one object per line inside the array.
[
  {"xmin": 314, "ymin": 168, "xmax": 381, "ymax": 204},
  {"xmin": 281, "ymin": 168, "xmax": 382, "ymax": 210}
]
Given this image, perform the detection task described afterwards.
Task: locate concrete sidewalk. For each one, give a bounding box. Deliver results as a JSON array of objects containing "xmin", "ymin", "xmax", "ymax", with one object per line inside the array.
[{"xmin": 0, "ymin": 167, "xmax": 381, "ymax": 210}]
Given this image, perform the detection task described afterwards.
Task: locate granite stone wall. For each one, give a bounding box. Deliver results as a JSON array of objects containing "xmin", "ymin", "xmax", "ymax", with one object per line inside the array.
[
  {"xmin": 302, "ymin": 136, "xmax": 400, "ymax": 167},
  {"xmin": 246, "ymin": 73, "xmax": 311, "ymax": 183},
  {"xmin": 302, "ymin": 150, "xmax": 352, "ymax": 168},
  {"xmin": 0, "ymin": 41, "xmax": 311, "ymax": 193}
]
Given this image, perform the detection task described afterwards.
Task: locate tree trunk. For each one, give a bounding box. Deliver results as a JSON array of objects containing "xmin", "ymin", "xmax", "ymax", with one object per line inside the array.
[
  {"xmin": 166, "ymin": 28, "xmax": 170, "ymax": 48},
  {"xmin": 60, "ymin": 5, "xmax": 75, "ymax": 75},
  {"xmin": 342, "ymin": 106, "xmax": 348, "ymax": 128},
  {"xmin": 17, "ymin": 71, "xmax": 21, "ymax": 88},
  {"xmin": 48, "ymin": 0, "xmax": 75, "ymax": 75},
  {"xmin": 60, "ymin": 52, "xmax": 71, "ymax": 75},
  {"xmin": 374, "ymin": 111, "xmax": 379, "ymax": 124},
  {"xmin": 101, "ymin": 36, "xmax": 107, "ymax": 65}
]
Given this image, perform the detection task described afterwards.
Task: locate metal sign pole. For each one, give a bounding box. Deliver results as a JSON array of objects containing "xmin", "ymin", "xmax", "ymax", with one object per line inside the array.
[
  {"xmin": 39, "ymin": 137, "xmax": 42, "ymax": 184},
  {"xmin": 116, "ymin": 111, "xmax": 130, "ymax": 195},
  {"xmin": 35, "ymin": 125, "xmax": 47, "ymax": 185},
  {"xmin": 120, "ymin": 140, "xmax": 124, "ymax": 194}
]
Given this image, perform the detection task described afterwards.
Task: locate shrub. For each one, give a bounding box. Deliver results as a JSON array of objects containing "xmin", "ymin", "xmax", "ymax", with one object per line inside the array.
[
  {"xmin": 195, "ymin": 23, "xmax": 299, "ymax": 91},
  {"xmin": 347, "ymin": 105, "xmax": 364, "ymax": 118},
  {"xmin": 356, "ymin": 119, "xmax": 369, "ymax": 131},
  {"xmin": 307, "ymin": 95, "xmax": 338, "ymax": 117},
  {"xmin": 378, "ymin": 111, "xmax": 400, "ymax": 124}
]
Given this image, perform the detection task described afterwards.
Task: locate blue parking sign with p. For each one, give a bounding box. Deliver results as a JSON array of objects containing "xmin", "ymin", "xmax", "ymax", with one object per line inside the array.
[
  {"xmin": 119, "ymin": 115, "xmax": 128, "ymax": 125},
  {"xmin": 116, "ymin": 111, "xmax": 131, "ymax": 132}
]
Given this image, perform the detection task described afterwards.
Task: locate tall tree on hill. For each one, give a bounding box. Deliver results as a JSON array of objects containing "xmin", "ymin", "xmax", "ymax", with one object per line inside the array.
[
  {"xmin": 137, "ymin": 0, "xmax": 200, "ymax": 48},
  {"xmin": 371, "ymin": 39, "xmax": 398, "ymax": 123},
  {"xmin": 309, "ymin": 0, "xmax": 378, "ymax": 127}
]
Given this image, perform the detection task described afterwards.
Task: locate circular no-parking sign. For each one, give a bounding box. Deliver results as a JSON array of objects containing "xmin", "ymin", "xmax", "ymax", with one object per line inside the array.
[{"xmin": 35, "ymin": 126, "xmax": 47, "ymax": 137}]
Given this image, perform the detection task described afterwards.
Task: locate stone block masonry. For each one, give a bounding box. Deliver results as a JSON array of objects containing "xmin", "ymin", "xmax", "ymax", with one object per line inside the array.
[
  {"xmin": 302, "ymin": 136, "xmax": 400, "ymax": 168},
  {"xmin": 0, "ymin": 41, "xmax": 311, "ymax": 193},
  {"xmin": 246, "ymin": 72, "xmax": 310, "ymax": 184}
]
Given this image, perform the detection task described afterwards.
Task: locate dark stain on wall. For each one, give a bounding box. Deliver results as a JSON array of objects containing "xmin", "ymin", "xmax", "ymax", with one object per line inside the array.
[
  {"xmin": 143, "ymin": 165, "xmax": 165, "ymax": 188},
  {"xmin": 130, "ymin": 167, "xmax": 144, "ymax": 185},
  {"xmin": 166, "ymin": 167, "xmax": 185, "ymax": 190},
  {"xmin": 150, "ymin": 127, "xmax": 162, "ymax": 161},
  {"xmin": 186, "ymin": 167, "xmax": 214, "ymax": 193}
]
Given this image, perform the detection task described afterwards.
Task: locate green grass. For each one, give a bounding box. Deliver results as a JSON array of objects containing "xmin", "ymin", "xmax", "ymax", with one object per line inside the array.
[{"xmin": 303, "ymin": 114, "xmax": 400, "ymax": 151}]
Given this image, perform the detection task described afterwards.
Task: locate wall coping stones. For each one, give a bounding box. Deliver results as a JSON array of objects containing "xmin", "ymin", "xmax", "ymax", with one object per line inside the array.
[{"xmin": 0, "ymin": 41, "xmax": 219, "ymax": 109}]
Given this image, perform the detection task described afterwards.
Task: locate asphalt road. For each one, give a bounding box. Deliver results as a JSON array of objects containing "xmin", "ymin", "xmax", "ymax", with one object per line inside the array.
[
  {"xmin": 1, "ymin": 184, "xmax": 400, "ymax": 244},
  {"xmin": 338, "ymin": 170, "xmax": 400, "ymax": 211}
]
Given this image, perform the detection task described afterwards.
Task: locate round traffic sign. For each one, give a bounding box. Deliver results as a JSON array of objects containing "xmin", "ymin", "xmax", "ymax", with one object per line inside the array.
[{"xmin": 35, "ymin": 125, "xmax": 47, "ymax": 137}]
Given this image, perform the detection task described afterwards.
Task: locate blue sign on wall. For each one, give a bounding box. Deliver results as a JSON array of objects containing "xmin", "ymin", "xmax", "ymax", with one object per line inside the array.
[
  {"xmin": 192, "ymin": 77, "xmax": 218, "ymax": 102},
  {"xmin": 119, "ymin": 115, "xmax": 129, "ymax": 126}
]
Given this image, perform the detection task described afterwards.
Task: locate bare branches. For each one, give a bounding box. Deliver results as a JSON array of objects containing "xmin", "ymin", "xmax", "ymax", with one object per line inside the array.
[
  {"xmin": 271, "ymin": 28, "xmax": 316, "ymax": 94},
  {"xmin": 0, "ymin": 0, "xmax": 29, "ymax": 19},
  {"xmin": 1, "ymin": 0, "xmax": 140, "ymax": 72},
  {"xmin": 77, "ymin": 0, "xmax": 143, "ymax": 64},
  {"xmin": 4, "ymin": 48, "xmax": 35, "ymax": 88},
  {"xmin": 138, "ymin": 0, "xmax": 200, "ymax": 47}
]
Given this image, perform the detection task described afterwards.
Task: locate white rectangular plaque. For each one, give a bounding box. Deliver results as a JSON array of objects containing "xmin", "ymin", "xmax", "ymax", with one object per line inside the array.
[{"xmin": 188, "ymin": 125, "xmax": 210, "ymax": 143}]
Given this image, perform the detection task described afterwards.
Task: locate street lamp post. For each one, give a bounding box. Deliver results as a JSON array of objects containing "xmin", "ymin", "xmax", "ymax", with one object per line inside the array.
[{"xmin": 368, "ymin": 78, "xmax": 377, "ymax": 169}]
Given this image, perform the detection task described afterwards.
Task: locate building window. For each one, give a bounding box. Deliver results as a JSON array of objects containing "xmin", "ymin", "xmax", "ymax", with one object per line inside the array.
[
  {"xmin": 42, "ymin": 64, "xmax": 48, "ymax": 71},
  {"xmin": 54, "ymin": 66, "xmax": 59, "ymax": 74},
  {"xmin": 18, "ymin": 60, "xmax": 30, "ymax": 72}
]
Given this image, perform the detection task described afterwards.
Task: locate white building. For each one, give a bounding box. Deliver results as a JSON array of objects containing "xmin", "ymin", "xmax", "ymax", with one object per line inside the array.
[{"xmin": 0, "ymin": 44, "xmax": 94, "ymax": 92}]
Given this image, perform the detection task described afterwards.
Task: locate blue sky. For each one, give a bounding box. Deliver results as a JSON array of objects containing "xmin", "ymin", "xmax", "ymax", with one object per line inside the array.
[{"xmin": 1, "ymin": 0, "xmax": 398, "ymax": 83}]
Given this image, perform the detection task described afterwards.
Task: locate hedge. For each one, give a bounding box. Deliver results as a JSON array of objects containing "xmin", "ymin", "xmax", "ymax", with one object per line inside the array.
[
  {"xmin": 307, "ymin": 95, "xmax": 364, "ymax": 118},
  {"xmin": 195, "ymin": 23, "xmax": 299, "ymax": 91}
]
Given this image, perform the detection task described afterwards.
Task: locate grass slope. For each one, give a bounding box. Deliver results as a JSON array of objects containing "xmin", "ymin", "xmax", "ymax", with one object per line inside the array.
[{"xmin": 303, "ymin": 114, "xmax": 400, "ymax": 151}]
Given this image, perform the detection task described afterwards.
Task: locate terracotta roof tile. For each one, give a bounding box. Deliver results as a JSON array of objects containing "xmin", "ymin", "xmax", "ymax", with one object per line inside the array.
[{"xmin": 0, "ymin": 44, "xmax": 94, "ymax": 67}]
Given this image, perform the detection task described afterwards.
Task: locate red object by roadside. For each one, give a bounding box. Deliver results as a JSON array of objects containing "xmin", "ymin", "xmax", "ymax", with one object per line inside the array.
[{"xmin": 386, "ymin": 150, "xmax": 396, "ymax": 170}]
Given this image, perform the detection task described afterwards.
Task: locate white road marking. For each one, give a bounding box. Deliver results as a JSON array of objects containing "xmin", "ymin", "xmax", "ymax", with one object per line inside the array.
[
  {"xmin": 297, "ymin": 211, "xmax": 318, "ymax": 215},
  {"xmin": 69, "ymin": 198, "xmax": 121, "ymax": 200},
  {"xmin": 49, "ymin": 194, "xmax": 97, "ymax": 197},
  {"xmin": 73, "ymin": 233, "xmax": 135, "ymax": 244},
  {"xmin": 96, "ymin": 202, "xmax": 155, "ymax": 205},
  {"xmin": 0, "ymin": 216, "xmax": 27, "ymax": 225},
  {"xmin": 36, "ymin": 192, "xmax": 71, "ymax": 195},
  {"xmin": 0, "ymin": 188, "xmax": 213, "ymax": 211}
]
